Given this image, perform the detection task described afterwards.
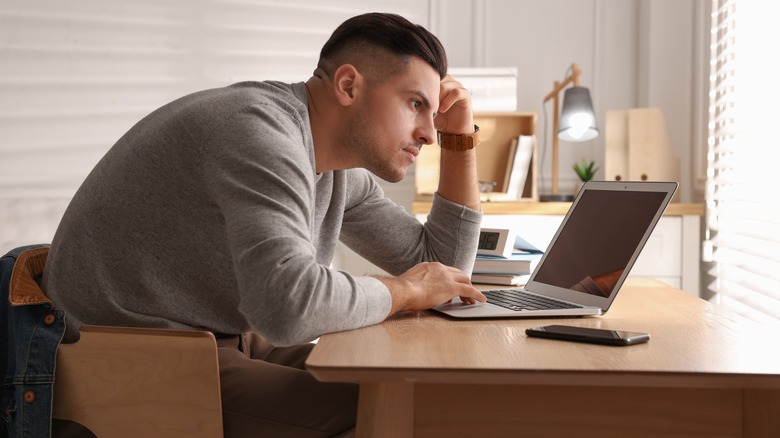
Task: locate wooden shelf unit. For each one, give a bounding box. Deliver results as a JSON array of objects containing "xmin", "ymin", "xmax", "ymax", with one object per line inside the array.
[{"xmin": 415, "ymin": 112, "xmax": 538, "ymax": 202}]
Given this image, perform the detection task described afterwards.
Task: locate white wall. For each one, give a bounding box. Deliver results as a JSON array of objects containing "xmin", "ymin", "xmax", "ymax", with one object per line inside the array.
[{"xmin": 431, "ymin": 0, "xmax": 708, "ymax": 203}]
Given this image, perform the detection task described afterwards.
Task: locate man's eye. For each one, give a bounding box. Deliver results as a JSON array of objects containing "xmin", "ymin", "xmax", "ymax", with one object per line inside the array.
[{"xmin": 411, "ymin": 100, "xmax": 421, "ymax": 110}]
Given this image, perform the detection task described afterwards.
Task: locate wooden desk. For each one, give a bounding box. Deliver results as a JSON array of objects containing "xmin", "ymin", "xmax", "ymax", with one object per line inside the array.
[{"xmin": 306, "ymin": 279, "xmax": 780, "ymax": 438}]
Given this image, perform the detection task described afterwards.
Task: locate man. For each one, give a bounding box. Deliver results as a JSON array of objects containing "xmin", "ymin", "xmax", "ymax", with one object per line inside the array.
[{"xmin": 43, "ymin": 12, "xmax": 485, "ymax": 437}]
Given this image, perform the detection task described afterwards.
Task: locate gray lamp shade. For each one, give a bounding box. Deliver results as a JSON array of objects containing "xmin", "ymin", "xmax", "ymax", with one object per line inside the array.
[{"xmin": 558, "ymin": 86, "xmax": 599, "ymax": 142}]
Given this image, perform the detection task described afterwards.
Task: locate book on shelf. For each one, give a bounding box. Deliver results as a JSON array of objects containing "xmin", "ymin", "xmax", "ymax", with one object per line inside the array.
[
  {"xmin": 501, "ymin": 137, "xmax": 518, "ymax": 193},
  {"xmin": 471, "ymin": 273, "xmax": 531, "ymax": 286},
  {"xmin": 473, "ymin": 252, "xmax": 543, "ymax": 275},
  {"xmin": 504, "ymin": 135, "xmax": 534, "ymax": 199}
]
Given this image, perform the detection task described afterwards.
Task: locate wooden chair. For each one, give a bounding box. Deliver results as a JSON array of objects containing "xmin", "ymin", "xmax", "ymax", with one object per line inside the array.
[
  {"xmin": 9, "ymin": 246, "xmax": 224, "ymax": 437},
  {"xmin": 52, "ymin": 325, "xmax": 224, "ymax": 438}
]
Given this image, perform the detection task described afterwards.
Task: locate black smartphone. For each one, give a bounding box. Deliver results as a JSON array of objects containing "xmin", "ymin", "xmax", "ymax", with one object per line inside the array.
[{"xmin": 525, "ymin": 325, "xmax": 650, "ymax": 346}]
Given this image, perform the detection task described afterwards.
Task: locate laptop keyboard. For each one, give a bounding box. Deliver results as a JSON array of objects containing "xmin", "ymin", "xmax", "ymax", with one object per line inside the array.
[{"xmin": 483, "ymin": 289, "xmax": 583, "ymax": 312}]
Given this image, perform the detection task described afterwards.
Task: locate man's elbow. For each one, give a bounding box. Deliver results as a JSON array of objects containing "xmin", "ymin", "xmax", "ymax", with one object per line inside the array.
[{"xmin": 252, "ymin": 315, "xmax": 319, "ymax": 347}]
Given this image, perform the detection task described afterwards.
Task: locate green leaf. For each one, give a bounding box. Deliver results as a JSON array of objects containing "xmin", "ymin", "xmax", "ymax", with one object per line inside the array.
[{"xmin": 573, "ymin": 159, "xmax": 599, "ymax": 182}]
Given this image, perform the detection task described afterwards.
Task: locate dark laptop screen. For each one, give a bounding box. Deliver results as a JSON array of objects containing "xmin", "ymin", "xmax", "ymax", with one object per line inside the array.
[{"xmin": 532, "ymin": 189, "xmax": 668, "ymax": 298}]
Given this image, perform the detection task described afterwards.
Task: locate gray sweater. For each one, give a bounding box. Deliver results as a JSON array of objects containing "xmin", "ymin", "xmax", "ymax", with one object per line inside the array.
[{"xmin": 43, "ymin": 81, "xmax": 482, "ymax": 346}]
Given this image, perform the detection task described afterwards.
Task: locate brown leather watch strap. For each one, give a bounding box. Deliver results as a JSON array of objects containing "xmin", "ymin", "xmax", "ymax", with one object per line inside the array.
[{"xmin": 437, "ymin": 124, "xmax": 480, "ymax": 151}]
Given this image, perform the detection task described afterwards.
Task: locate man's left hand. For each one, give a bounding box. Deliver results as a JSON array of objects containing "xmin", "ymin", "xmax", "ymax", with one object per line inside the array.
[{"xmin": 434, "ymin": 75, "xmax": 475, "ymax": 135}]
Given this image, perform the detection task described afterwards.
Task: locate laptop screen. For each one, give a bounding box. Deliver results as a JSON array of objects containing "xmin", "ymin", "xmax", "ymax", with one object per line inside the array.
[{"xmin": 532, "ymin": 189, "xmax": 669, "ymax": 298}]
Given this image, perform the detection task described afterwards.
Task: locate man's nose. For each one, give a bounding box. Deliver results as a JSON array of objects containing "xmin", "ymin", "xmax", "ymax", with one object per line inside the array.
[{"xmin": 416, "ymin": 119, "xmax": 436, "ymax": 145}]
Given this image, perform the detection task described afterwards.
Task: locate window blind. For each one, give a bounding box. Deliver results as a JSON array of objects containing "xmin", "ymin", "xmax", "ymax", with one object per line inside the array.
[
  {"xmin": 0, "ymin": 0, "xmax": 426, "ymax": 250},
  {"xmin": 0, "ymin": 0, "xmax": 426, "ymax": 199},
  {"xmin": 706, "ymin": 0, "xmax": 780, "ymax": 327}
]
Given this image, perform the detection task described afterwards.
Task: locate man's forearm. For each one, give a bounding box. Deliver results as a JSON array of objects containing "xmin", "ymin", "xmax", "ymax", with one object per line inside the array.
[
  {"xmin": 436, "ymin": 148, "xmax": 480, "ymax": 211},
  {"xmin": 377, "ymin": 275, "xmax": 413, "ymax": 316}
]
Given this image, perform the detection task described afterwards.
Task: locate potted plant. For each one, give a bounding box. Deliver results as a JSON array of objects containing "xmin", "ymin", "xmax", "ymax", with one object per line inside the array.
[{"xmin": 573, "ymin": 159, "xmax": 599, "ymax": 193}]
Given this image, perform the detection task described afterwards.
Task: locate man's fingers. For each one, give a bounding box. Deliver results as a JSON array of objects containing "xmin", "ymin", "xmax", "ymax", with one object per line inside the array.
[
  {"xmin": 459, "ymin": 284, "xmax": 486, "ymax": 303},
  {"xmin": 438, "ymin": 84, "xmax": 470, "ymax": 114}
]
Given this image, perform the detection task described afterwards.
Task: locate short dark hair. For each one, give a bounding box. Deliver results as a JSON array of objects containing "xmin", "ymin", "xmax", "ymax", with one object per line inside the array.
[{"xmin": 318, "ymin": 12, "xmax": 448, "ymax": 80}]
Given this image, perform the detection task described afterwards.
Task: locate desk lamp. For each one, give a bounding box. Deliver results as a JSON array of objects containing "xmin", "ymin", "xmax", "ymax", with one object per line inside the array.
[{"xmin": 540, "ymin": 63, "xmax": 599, "ymax": 202}]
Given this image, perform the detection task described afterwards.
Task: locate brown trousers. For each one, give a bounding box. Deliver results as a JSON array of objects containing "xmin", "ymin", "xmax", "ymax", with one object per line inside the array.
[{"xmin": 216, "ymin": 333, "xmax": 358, "ymax": 438}]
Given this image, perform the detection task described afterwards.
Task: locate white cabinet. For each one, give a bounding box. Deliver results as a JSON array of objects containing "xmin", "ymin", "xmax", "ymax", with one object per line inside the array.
[
  {"xmin": 412, "ymin": 202, "xmax": 704, "ymax": 297},
  {"xmin": 475, "ymin": 215, "xmax": 699, "ymax": 294}
]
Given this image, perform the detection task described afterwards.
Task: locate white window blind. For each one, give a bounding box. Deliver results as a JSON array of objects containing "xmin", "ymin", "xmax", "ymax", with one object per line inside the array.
[
  {"xmin": 0, "ymin": 0, "xmax": 427, "ymax": 198},
  {"xmin": 0, "ymin": 0, "xmax": 427, "ymax": 249},
  {"xmin": 706, "ymin": 0, "xmax": 780, "ymax": 327}
]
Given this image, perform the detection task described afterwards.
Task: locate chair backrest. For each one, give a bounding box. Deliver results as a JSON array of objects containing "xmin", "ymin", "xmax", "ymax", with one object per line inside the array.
[
  {"xmin": 2, "ymin": 245, "xmax": 224, "ymax": 438},
  {"xmin": 53, "ymin": 325, "xmax": 224, "ymax": 438}
]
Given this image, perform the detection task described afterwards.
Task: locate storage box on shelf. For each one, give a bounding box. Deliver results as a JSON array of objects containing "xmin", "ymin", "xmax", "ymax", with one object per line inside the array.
[
  {"xmin": 415, "ymin": 112, "xmax": 538, "ymax": 202},
  {"xmin": 605, "ymin": 107, "xmax": 681, "ymax": 202}
]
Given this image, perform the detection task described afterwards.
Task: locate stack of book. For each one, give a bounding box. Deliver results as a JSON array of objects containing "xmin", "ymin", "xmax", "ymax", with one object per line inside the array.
[{"xmin": 471, "ymin": 252, "xmax": 543, "ymax": 286}]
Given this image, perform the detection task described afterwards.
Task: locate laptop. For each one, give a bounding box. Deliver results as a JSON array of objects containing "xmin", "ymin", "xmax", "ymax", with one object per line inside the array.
[{"xmin": 433, "ymin": 180, "xmax": 678, "ymax": 319}]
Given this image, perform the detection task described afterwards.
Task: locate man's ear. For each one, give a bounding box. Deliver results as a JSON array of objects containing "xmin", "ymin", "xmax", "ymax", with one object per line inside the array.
[{"xmin": 332, "ymin": 64, "xmax": 363, "ymax": 107}]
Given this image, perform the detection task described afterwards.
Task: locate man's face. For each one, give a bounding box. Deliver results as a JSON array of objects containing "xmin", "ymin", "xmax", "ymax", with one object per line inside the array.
[{"xmin": 343, "ymin": 57, "xmax": 440, "ymax": 183}]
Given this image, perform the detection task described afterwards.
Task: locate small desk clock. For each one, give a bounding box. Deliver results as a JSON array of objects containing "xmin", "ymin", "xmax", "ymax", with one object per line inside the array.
[{"xmin": 477, "ymin": 228, "xmax": 517, "ymax": 258}]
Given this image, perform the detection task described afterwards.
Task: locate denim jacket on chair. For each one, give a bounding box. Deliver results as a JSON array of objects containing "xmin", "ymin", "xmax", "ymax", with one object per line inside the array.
[{"xmin": 1, "ymin": 244, "xmax": 65, "ymax": 438}]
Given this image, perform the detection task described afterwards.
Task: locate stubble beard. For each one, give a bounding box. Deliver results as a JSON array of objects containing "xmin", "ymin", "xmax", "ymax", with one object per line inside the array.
[{"xmin": 344, "ymin": 110, "xmax": 407, "ymax": 183}]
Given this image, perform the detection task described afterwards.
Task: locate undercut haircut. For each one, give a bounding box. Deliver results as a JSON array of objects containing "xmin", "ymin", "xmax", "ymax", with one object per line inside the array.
[{"xmin": 317, "ymin": 12, "xmax": 448, "ymax": 82}]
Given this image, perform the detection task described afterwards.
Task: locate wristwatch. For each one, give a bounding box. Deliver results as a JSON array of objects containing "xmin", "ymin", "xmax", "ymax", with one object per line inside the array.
[{"xmin": 437, "ymin": 124, "xmax": 480, "ymax": 151}]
